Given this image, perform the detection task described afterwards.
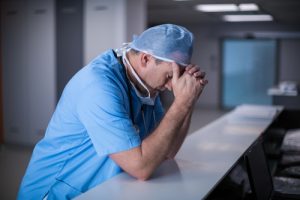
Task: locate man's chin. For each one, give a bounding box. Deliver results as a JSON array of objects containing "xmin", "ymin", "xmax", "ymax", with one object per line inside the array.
[{"xmin": 158, "ymin": 87, "xmax": 166, "ymax": 92}]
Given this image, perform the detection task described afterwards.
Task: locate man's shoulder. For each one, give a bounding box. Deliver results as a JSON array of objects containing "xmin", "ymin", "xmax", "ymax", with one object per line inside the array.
[
  {"xmin": 71, "ymin": 50, "xmax": 123, "ymax": 83},
  {"xmin": 89, "ymin": 49, "xmax": 120, "ymax": 70},
  {"xmin": 58, "ymin": 49, "xmax": 126, "ymax": 105}
]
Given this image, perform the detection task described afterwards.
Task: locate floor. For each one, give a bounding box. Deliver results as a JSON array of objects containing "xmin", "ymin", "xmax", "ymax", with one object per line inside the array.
[{"xmin": 0, "ymin": 107, "xmax": 227, "ymax": 200}]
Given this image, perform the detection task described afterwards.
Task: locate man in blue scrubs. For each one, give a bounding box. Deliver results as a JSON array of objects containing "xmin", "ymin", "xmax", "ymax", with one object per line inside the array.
[{"xmin": 18, "ymin": 24, "xmax": 208, "ymax": 199}]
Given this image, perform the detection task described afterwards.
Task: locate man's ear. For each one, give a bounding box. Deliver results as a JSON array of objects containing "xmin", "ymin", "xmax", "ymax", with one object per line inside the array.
[{"xmin": 140, "ymin": 53, "xmax": 151, "ymax": 68}]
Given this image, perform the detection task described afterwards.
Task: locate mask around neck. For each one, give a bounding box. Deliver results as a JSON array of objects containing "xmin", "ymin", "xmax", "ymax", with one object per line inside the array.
[{"xmin": 122, "ymin": 50, "xmax": 157, "ymax": 106}]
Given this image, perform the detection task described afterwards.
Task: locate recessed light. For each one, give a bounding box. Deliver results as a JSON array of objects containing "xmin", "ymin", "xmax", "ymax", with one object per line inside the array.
[
  {"xmin": 223, "ymin": 14, "xmax": 273, "ymax": 22},
  {"xmin": 195, "ymin": 4, "xmax": 238, "ymax": 12},
  {"xmin": 195, "ymin": 3, "xmax": 259, "ymax": 12},
  {"xmin": 239, "ymin": 4, "xmax": 259, "ymax": 11}
]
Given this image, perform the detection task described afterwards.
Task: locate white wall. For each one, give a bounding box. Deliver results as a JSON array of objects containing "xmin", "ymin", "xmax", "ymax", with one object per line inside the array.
[
  {"xmin": 84, "ymin": 0, "xmax": 126, "ymax": 64},
  {"xmin": 1, "ymin": 0, "xmax": 56, "ymax": 145},
  {"xmin": 126, "ymin": 0, "xmax": 147, "ymax": 42},
  {"xmin": 83, "ymin": 0, "xmax": 147, "ymax": 65},
  {"xmin": 190, "ymin": 28, "xmax": 220, "ymax": 108}
]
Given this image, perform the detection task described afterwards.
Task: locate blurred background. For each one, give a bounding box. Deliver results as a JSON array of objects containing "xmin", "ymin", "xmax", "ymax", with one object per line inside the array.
[{"xmin": 1, "ymin": 0, "xmax": 300, "ymax": 199}]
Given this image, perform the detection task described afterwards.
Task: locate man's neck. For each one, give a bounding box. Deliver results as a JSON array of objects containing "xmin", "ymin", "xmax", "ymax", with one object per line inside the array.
[
  {"xmin": 125, "ymin": 53, "xmax": 149, "ymax": 97},
  {"xmin": 126, "ymin": 68, "xmax": 149, "ymax": 97}
]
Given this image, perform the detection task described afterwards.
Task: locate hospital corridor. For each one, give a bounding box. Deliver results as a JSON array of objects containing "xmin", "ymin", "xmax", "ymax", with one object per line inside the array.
[{"xmin": 1, "ymin": 0, "xmax": 300, "ymax": 199}]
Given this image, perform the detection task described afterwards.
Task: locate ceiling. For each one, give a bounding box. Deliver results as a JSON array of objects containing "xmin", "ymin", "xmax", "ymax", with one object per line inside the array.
[{"xmin": 147, "ymin": 0, "xmax": 300, "ymax": 25}]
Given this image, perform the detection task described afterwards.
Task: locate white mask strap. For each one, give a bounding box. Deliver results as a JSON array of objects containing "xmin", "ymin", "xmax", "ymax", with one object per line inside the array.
[{"xmin": 122, "ymin": 51, "xmax": 151, "ymax": 98}]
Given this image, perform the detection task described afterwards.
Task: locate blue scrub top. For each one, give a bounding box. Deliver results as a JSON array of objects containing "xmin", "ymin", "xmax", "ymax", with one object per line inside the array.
[{"xmin": 18, "ymin": 50, "xmax": 165, "ymax": 200}]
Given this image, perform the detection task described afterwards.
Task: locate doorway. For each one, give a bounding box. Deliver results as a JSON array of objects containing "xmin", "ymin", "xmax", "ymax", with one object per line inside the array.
[{"xmin": 221, "ymin": 39, "xmax": 277, "ymax": 109}]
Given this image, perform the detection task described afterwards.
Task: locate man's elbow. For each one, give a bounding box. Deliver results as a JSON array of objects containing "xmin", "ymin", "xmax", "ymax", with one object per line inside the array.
[
  {"xmin": 127, "ymin": 163, "xmax": 153, "ymax": 181},
  {"xmin": 166, "ymin": 152, "xmax": 177, "ymax": 160},
  {"xmin": 132, "ymin": 169, "xmax": 152, "ymax": 181}
]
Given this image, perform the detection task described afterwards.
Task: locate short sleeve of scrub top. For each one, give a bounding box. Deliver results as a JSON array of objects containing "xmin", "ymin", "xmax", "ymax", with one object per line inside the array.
[{"xmin": 76, "ymin": 74, "xmax": 141, "ymax": 156}]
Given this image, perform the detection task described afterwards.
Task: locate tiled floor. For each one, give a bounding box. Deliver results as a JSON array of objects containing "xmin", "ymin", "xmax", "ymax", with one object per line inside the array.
[{"xmin": 0, "ymin": 107, "xmax": 227, "ymax": 200}]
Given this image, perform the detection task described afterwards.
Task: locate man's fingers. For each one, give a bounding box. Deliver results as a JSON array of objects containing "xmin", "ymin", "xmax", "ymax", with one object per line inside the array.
[
  {"xmin": 185, "ymin": 65, "xmax": 206, "ymax": 79},
  {"xmin": 187, "ymin": 67, "xmax": 199, "ymax": 75},
  {"xmin": 193, "ymin": 71, "xmax": 206, "ymax": 78},
  {"xmin": 200, "ymin": 79, "xmax": 208, "ymax": 86},
  {"xmin": 185, "ymin": 65, "xmax": 192, "ymax": 71}
]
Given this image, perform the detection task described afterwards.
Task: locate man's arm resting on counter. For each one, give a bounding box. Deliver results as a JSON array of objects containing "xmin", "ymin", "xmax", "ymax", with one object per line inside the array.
[
  {"xmin": 109, "ymin": 101, "xmax": 190, "ymax": 181},
  {"xmin": 109, "ymin": 64, "xmax": 204, "ymax": 181}
]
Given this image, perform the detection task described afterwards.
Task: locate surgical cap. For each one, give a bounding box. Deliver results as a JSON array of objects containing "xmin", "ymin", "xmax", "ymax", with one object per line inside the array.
[{"xmin": 129, "ymin": 24, "xmax": 194, "ymax": 66}]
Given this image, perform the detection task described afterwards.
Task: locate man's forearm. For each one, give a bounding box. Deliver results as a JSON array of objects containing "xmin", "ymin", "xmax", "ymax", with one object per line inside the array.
[
  {"xmin": 109, "ymin": 100, "xmax": 192, "ymax": 180},
  {"xmin": 166, "ymin": 108, "xmax": 193, "ymax": 159},
  {"xmin": 110, "ymin": 64, "xmax": 206, "ymax": 180},
  {"xmin": 137, "ymin": 101, "xmax": 192, "ymax": 178}
]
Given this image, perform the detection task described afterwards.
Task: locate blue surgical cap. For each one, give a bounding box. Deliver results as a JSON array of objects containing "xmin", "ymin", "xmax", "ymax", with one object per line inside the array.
[{"xmin": 129, "ymin": 24, "xmax": 194, "ymax": 66}]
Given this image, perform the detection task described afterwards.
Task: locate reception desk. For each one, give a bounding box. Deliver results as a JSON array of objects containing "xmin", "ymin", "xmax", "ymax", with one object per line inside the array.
[{"xmin": 76, "ymin": 104, "xmax": 283, "ymax": 200}]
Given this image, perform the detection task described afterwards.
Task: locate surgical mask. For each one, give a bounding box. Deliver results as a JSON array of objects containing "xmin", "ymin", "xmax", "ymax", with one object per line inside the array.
[{"xmin": 122, "ymin": 50, "xmax": 157, "ymax": 106}]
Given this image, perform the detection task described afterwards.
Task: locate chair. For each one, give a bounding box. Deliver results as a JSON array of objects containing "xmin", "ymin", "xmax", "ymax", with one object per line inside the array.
[{"xmin": 245, "ymin": 138, "xmax": 300, "ymax": 200}]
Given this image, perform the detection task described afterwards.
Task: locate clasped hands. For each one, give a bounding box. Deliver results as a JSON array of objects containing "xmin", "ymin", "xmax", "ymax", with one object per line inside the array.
[
  {"xmin": 184, "ymin": 64, "xmax": 208, "ymax": 87},
  {"xmin": 171, "ymin": 63, "xmax": 208, "ymax": 108}
]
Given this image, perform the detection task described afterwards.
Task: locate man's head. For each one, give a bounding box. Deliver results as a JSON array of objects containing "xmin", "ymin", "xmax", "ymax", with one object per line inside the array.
[
  {"xmin": 129, "ymin": 24, "xmax": 194, "ymax": 67},
  {"xmin": 125, "ymin": 24, "xmax": 194, "ymax": 95}
]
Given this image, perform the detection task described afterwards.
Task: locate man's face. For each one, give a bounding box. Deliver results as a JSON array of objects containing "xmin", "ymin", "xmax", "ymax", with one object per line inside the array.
[{"xmin": 143, "ymin": 56, "xmax": 185, "ymax": 94}]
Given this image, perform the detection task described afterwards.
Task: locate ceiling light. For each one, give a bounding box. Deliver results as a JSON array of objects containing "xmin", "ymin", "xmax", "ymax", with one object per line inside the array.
[
  {"xmin": 195, "ymin": 4, "xmax": 238, "ymax": 12},
  {"xmin": 239, "ymin": 3, "xmax": 259, "ymax": 11},
  {"xmin": 195, "ymin": 3, "xmax": 259, "ymax": 12},
  {"xmin": 223, "ymin": 14, "xmax": 273, "ymax": 22}
]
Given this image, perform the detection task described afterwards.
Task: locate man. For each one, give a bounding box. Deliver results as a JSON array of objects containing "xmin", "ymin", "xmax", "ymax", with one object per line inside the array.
[{"xmin": 18, "ymin": 24, "xmax": 208, "ymax": 199}]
